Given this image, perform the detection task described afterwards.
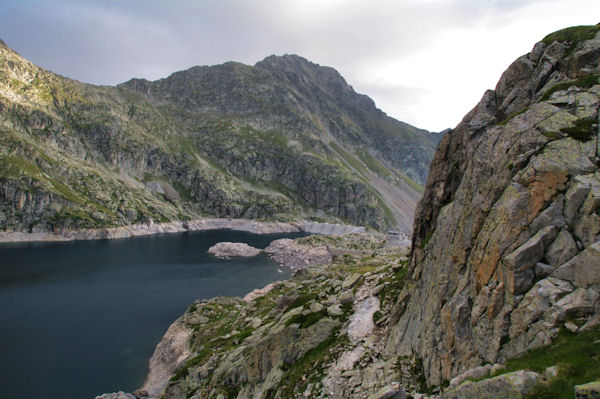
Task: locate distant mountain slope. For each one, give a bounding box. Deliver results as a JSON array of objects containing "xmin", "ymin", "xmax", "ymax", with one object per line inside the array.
[
  {"xmin": 0, "ymin": 41, "xmax": 439, "ymax": 233},
  {"xmin": 121, "ymin": 54, "xmax": 439, "ymax": 185}
]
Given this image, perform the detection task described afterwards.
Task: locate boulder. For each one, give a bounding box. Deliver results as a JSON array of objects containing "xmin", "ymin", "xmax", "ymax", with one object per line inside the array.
[
  {"xmin": 564, "ymin": 178, "xmax": 592, "ymax": 224},
  {"xmin": 551, "ymin": 242, "xmax": 600, "ymax": 287},
  {"xmin": 545, "ymin": 229, "xmax": 579, "ymax": 267},
  {"xmin": 327, "ymin": 304, "xmax": 344, "ymax": 317},
  {"xmin": 338, "ymin": 290, "xmax": 355, "ymax": 304},
  {"xmin": 509, "ymin": 277, "xmax": 573, "ymax": 337},
  {"xmin": 310, "ymin": 302, "xmax": 324, "ymax": 313},
  {"xmin": 580, "ymin": 178, "xmax": 600, "ymax": 216},
  {"xmin": 528, "ymin": 195, "xmax": 565, "ymax": 232},
  {"xmin": 564, "ymin": 321, "xmax": 579, "ymax": 332},
  {"xmin": 186, "ymin": 314, "xmax": 209, "ymax": 325},
  {"xmin": 367, "ymin": 382, "xmax": 406, "ymax": 399},
  {"xmin": 546, "ymin": 287, "xmax": 600, "ymax": 323},
  {"xmin": 544, "ymin": 365, "xmax": 559, "ymax": 380},
  {"xmin": 503, "ymin": 226, "xmax": 558, "ymax": 270},
  {"xmin": 243, "ymin": 282, "xmax": 280, "ymax": 302},
  {"xmin": 573, "ymin": 214, "xmax": 600, "ymax": 249},
  {"xmin": 576, "ymin": 381, "xmax": 600, "ymax": 399},
  {"xmin": 442, "ymin": 370, "xmax": 543, "ymax": 399},
  {"xmin": 534, "ymin": 262, "xmax": 555, "ymax": 278},
  {"xmin": 448, "ymin": 364, "xmax": 493, "ymax": 388},
  {"xmin": 580, "ymin": 314, "xmax": 600, "ymax": 332},
  {"xmin": 342, "ymin": 273, "xmax": 362, "ymax": 289}
]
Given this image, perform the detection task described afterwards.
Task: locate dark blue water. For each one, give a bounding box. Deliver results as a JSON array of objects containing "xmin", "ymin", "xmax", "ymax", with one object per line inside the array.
[{"xmin": 0, "ymin": 230, "xmax": 303, "ymax": 399}]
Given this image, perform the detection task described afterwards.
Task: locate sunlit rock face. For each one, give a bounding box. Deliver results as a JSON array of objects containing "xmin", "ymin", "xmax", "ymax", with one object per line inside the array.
[{"xmin": 384, "ymin": 25, "xmax": 600, "ymax": 385}]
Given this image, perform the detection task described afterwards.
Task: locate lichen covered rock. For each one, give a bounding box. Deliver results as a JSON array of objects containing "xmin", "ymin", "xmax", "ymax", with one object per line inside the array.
[
  {"xmin": 441, "ymin": 370, "xmax": 543, "ymax": 399},
  {"xmin": 576, "ymin": 381, "xmax": 600, "ymax": 399},
  {"xmin": 384, "ymin": 25, "xmax": 600, "ymax": 385}
]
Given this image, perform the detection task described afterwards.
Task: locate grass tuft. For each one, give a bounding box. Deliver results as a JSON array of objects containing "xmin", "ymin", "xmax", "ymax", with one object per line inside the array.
[
  {"xmin": 500, "ymin": 325, "xmax": 600, "ymax": 399},
  {"xmin": 276, "ymin": 328, "xmax": 348, "ymax": 397},
  {"xmin": 542, "ymin": 24, "xmax": 600, "ymax": 43},
  {"xmin": 283, "ymin": 293, "xmax": 318, "ymax": 314},
  {"xmin": 285, "ymin": 310, "xmax": 328, "ymax": 328},
  {"xmin": 539, "ymin": 74, "xmax": 599, "ymax": 102},
  {"xmin": 559, "ymin": 118, "xmax": 597, "ymax": 142},
  {"xmin": 541, "ymin": 24, "xmax": 600, "ymax": 57},
  {"xmin": 357, "ymin": 151, "xmax": 393, "ymax": 178},
  {"xmin": 170, "ymin": 347, "xmax": 212, "ymax": 381}
]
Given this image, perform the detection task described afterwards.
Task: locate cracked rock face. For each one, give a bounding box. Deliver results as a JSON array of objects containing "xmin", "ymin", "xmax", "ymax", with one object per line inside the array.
[
  {"xmin": 347, "ymin": 296, "xmax": 380, "ymax": 342},
  {"xmin": 385, "ymin": 28, "xmax": 600, "ymax": 385}
]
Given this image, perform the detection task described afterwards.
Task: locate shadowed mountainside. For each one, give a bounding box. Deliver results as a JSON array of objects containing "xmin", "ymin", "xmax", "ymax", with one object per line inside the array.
[{"xmin": 0, "ymin": 43, "xmax": 440, "ymax": 233}]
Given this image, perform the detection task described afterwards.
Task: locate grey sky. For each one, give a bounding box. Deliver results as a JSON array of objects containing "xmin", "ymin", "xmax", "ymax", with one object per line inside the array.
[{"xmin": 0, "ymin": 0, "xmax": 598, "ymax": 131}]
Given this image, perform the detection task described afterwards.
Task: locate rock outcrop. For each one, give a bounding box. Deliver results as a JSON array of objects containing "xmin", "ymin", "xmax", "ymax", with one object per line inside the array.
[
  {"xmin": 576, "ymin": 381, "xmax": 600, "ymax": 399},
  {"xmin": 384, "ymin": 24, "xmax": 600, "ymax": 385},
  {"xmin": 264, "ymin": 238, "xmax": 331, "ymax": 270},
  {"xmin": 141, "ymin": 318, "xmax": 193, "ymax": 397},
  {"xmin": 441, "ymin": 370, "xmax": 543, "ymax": 399}
]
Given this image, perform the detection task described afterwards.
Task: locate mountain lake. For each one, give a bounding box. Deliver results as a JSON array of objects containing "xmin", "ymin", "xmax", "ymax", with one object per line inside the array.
[{"xmin": 0, "ymin": 229, "xmax": 306, "ymax": 399}]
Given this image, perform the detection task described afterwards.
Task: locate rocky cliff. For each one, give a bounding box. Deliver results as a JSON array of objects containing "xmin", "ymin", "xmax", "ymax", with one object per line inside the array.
[
  {"xmin": 0, "ymin": 42, "xmax": 439, "ymax": 233},
  {"xmin": 384, "ymin": 23, "xmax": 600, "ymax": 385}
]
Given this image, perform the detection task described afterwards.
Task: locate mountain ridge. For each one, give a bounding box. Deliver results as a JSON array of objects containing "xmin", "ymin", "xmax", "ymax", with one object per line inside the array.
[
  {"xmin": 119, "ymin": 52, "xmax": 440, "ymax": 186},
  {"xmin": 0, "ymin": 40, "xmax": 439, "ymax": 233}
]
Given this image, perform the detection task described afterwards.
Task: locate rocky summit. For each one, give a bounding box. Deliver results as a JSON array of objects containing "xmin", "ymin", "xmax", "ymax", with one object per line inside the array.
[
  {"xmin": 0, "ymin": 42, "xmax": 440, "ymax": 234},
  {"xmin": 105, "ymin": 24, "xmax": 600, "ymax": 399}
]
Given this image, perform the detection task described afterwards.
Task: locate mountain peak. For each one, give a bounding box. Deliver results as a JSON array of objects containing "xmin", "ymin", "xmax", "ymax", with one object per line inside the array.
[
  {"xmin": 255, "ymin": 53, "xmax": 343, "ymax": 81},
  {"xmin": 257, "ymin": 53, "xmax": 314, "ymax": 67}
]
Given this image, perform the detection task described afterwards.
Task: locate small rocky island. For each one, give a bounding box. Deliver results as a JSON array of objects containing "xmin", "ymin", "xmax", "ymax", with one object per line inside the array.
[{"xmin": 207, "ymin": 242, "xmax": 263, "ymax": 258}]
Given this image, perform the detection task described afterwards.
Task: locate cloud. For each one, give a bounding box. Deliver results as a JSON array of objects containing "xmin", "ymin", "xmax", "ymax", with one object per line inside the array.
[{"xmin": 0, "ymin": 0, "xmax": 598, "ymax": 131}]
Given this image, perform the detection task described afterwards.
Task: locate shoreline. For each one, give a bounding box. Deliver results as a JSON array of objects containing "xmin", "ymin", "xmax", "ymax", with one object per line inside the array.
[{"xmin": 0, "ymin": 218, "xmax": 366, "ymax": 243}]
